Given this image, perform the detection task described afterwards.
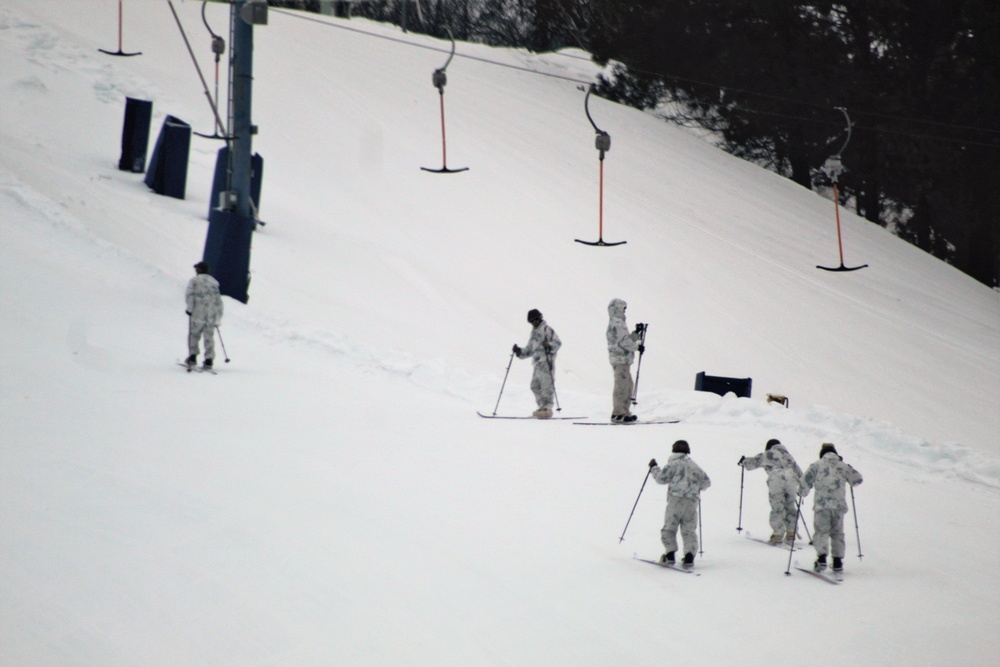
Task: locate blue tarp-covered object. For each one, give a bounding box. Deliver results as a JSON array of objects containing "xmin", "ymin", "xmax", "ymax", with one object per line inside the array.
[
  {"xmin": 209, "ymin": 146, "xmax": 264, "ymax": 218},
  {"xmin": 144, "ymin": 115, "xmax": 191, "ymax": 199},
  {"xmin": 203, "ymin": 208, "xmax": 253, "ymax": 304},
  {"xmin": 695, "ymin": 371, "xmax": 753, "ymax": 398},
  {"xmin": 118, "ymin": 97, "xmax": 152, "ymax": 173}
]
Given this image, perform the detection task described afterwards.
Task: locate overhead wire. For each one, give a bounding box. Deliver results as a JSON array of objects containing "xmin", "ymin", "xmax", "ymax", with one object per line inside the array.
[
  {"xmin": 268, "ymin": 7, "xmax": 999, "ymax": 149},
  {"xmin": 269, "ymin": 8, "xmax": 594, "ymax": 86}
]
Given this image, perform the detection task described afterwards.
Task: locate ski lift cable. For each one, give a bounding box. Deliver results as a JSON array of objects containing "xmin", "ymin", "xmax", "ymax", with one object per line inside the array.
[
  {"xmin": 269, "ymin": 8, "xmax": 997, "ymax": 147},
  {"xmin": 269, "ymin": 8, "xmax": 594, "ymax": 86}
]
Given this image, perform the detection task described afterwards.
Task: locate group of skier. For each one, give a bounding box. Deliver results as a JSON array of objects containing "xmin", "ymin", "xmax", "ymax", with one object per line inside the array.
[
  {"xmin": 512, "ymin": 298, "xmax": 645, "ymax": 422},
  {"xmin": 192, "ymin": 272, "xmax": 864, "ymax": 575},
  {"xmin": 508, "ymin": 299, "xmax": 863, "ymax": 575},
  {"xmin": 647, "ymin": 438, "xmax": 863, "ymax": 574}
]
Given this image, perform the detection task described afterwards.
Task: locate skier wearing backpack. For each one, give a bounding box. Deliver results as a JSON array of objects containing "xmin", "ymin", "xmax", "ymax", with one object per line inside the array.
[
  {"xmin": 650, "ymin": 440, "xmax": 711, "ymax": 569},
  {"xmin": 513, "ymin": 309, "xmax": 562, "ymax": 419},
  {"xmin": 185, "ymin": 261, "xmax": 223, "ymax": 369},
  {"xmin": 606, "ymin": 298, "xmax": 644, "ymax": 422},
  {"xmin": 800, "ymin": 443, "xmax": 863, "ymax": 574},
  {"xmin": 739, "ymin": 438, "xmax": 803, "ymax": 544}
]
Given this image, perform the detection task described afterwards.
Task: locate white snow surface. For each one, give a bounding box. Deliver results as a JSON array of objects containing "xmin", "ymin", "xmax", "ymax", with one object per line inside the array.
[{"xmin": 2, "ymin": 2, "xmax": 999, "ymax": 666}]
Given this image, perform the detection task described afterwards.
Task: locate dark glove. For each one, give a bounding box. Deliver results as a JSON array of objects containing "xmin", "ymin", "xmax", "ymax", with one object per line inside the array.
[
  {"xmin": 186, "ymin": 310, "xmax": 192, "ymax": 316},
  {"xmin": 637, "ymin": 344, "xmax": 645, "ymax": 353},
  {"xmin": 543, "ymin": 342, "xmax": 552, "ymax": 353},
  {"xmin": 634, "ymin": 323, "xmax": 643, "ymax": 334},
  {"xmin": 648, "ymin": 458, "xmax": 657, "ymax": 469},
  {"xmin": 512, "ymin": 344, "xmax": 522, "ymax": 355},
  {"xmin": 738, "ymin": 455, "xmax": 746, "ymax": 466}
]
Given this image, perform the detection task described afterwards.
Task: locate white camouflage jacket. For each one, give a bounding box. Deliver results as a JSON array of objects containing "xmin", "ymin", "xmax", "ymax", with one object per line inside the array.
[
  {"xmin": 186, "ymin": 274, "xmax": 224, "ymax": 326},
  {"xmin": 651, "ymin": 453, "xmax": 712, "ymax": 499},
  {"xmin": 606, "ymin": 298, "xmax": 639, "ymax": 366},
  {"xmin": 517, "ymin": 321, "xmax": 561, "ymax": 369},
  {"xmin": 742, "ymin": 443, "xmax": 802, "ymax": 480},
  {"xmin": 800, "ymin": 452, "xmax": 863, "ymax": 512}
]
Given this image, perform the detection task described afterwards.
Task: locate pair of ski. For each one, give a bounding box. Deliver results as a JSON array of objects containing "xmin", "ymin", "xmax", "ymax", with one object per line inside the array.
[
  {"xmin": 477, "ymin": 412, "xmax": 581, "ymax": 420},
  {"xmin": 633, "ymin": 553, "xmax": 701, "ymax": 576},
  {"xmin": 477, "ymin": 412, "xmax": 679, "ymax": 425},
  {"xmin": 793, "ymin": 561, "xmax": 844, "ymax": 584},
  {"xmin": 176, "ymin": 361, "xmax": 217, "ymax": 375},
  {"xmin": 745, "ymin": 532, "xmax": 842, "ymax": 584},
  {"xmin": 743, "ymin": 531, "xmax": 804, "ymax": 552},
  {"xmin": 575, "ymin": 419, "xmax": 680, "ymax": 426}
]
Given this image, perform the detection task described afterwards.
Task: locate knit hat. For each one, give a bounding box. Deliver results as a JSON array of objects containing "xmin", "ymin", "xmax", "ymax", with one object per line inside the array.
[
  {"xmin": 194, "ymin": 261, "xmax": 210, "ymax": 274},
  {"xmin": 527, "ymin": 309, "xmax": 543, "ymax": 324},
  {"xmin": 765, "ymin": 439, "xmax": 781, "ymax": 451},
  {"xmin": 819, "ymin": 443, "xmax": 838, "ymax": 457},
  {"xmin": 672, "ymin": 440, "xmax": 690, "ymax": 454}
]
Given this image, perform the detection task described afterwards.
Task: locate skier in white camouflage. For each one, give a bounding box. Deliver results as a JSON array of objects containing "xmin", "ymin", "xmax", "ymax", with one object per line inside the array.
[
  {"xmin": 649, "ymin": 440, "xmax": 711, "ymax": 569},
  {"xmin": 606, "ymin": 298, "xmax": 644, "ymax": 422},
  {"xmin": 513, "ymin": 309, "xmax": 562, "ymax": 419},
  {"xmin": 739, "ymin": 438, "xmax": 803, "ymax": 545},
  {"xmin": 799, "ymin": 443, "xmax": 863, "ymax": 574},
  {"xmin": 185, "ymin": 261, "xmax": 223, "ymax": 369}
]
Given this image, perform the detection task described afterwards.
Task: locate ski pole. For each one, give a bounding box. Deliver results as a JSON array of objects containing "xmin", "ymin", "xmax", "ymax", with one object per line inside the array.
[
  {"xmin": 631, "ymin": 324, "xmax": 648, "ymax": 404},
  {"xmin": 785, "ymin": 494, "xmax": 805, "ymax": 576},
  {"xmin": 619, "ymin": 461, "xmax": 654, "ymax": 543},
  {"xmin": 736, "ymin": 462, "xmax": 745, "ymax": 532},
  {"xmin": 215, "ymin": 326, "xmax": 230, "ymax": 363},
  {"xmin": 698, "ymin": 497, "xmax": 704, "ymax": 556},
  {"xmin": 850, "ymin": 484, "xmax": 863, "ymax": 560},
  {"xmin": 798, "ymin": 507, "xmax": 813, "ymax": 544},
  {"xmin": 545, "ymin": 349, "xmax": 561, "ymax": 412},
  {"xmin": 491, "ymin": 350, "xmax": 515, "ymax": 416}
]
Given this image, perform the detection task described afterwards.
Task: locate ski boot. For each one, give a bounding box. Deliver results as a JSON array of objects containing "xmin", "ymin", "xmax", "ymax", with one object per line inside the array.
[
  {"xmin": 832, "ymin": 557, "xmax": 844, "ymax": 573},
  {"xmin": 814, "ymin": 554, "xmax": 827, "ymax": 572},
  {"xmin": 768, "ymin": 533, "xmax": 784, "ymax": 545},
  {"xmin": 185, "ymin": 354, "xmax": 197, "ymax": 368},
  {"xmin": 682, "ymin": 553, "xmax": 695, "ymax": 570},
  {"xmin": 660, "ymin": 551, "xmax": 675, "ymax": 566}
]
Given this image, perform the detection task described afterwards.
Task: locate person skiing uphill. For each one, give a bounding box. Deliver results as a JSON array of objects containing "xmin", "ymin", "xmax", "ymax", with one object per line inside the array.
[
  {"xmin": 650, "ymin": 440, "xmax": 711, "ymax": 569},
  {"xmin": 185, "ymin": 261, "xmax": 223, "ymax": 369},
  {"xmin": 513, "ymin": 309, "xmax": 562, "ymax": 419},
  {"xmin": 739, "ymin": 438, "xmax": 803, "ymax": 544},
  {"xmin": 800, "ymin": 443, "xmax": 863, "ymax": 574},
  {"xmin": 606, "ymin": 298, "xmax": 644, "ymax": 422}
]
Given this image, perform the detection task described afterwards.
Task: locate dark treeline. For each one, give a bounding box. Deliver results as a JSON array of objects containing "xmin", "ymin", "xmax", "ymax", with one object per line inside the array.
[{"xmin": 270, "ymin": 1, "xmax": 1000, "ymax": 287}]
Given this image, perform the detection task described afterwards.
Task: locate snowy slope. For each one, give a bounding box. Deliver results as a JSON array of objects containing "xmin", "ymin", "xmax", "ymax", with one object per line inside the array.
[{"xmin": 1, "ymin": 2, "xmax": 998, "ymax": 666}]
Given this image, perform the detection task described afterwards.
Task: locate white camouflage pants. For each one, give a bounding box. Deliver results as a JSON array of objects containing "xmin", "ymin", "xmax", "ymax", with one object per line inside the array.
[
  {"xmin": 768, "ymin": 470, "xmax": 800, "ymax": 534},
  {"xmin": 812, "ymin": 508, "xmax": 847, "ymax": 558},
  {"xmin": 188, "ymin": 320, "xmax": 216, "ymax": 361},
  {"xmin": 661, "ymin": 495, "xmax": 699, "ymax": 557},
  {"xmin": 530, "ymin": 360, "xmax": 555, "ymax": 409},
  {"xmin": 611, "ymin": 364, "xmax": 634, "ymax": 415}
]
